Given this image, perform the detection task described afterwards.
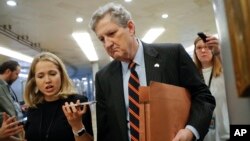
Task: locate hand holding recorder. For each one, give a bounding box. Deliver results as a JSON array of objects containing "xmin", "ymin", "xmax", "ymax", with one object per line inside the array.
[{"xmin": 197, "ymin": 32, "xmax": 220, "ymax": 55}]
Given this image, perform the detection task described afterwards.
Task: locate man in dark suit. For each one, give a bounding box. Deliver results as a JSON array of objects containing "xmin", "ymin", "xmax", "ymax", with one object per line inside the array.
[{"xmin": 90, "ymin": 2, "xmax": 216, "ymax": 141}]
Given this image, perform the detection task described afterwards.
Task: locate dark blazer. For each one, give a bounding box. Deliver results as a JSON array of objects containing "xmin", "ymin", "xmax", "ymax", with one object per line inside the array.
[
  {"xmin": 95, "ymin": 42, "xmax": 216, "ymax": 141},
  {"xmin": 24, "ymin": 95, "xmax": 93, "ymax": 141},
  {"xmin": 0, "ymin": 79, "xmax": 16, "ymax": 125}
]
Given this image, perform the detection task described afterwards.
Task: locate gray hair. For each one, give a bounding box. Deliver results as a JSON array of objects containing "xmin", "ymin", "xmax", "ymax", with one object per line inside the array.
[{"xmin": 89, "ymin": 2, "xmax": 132, "ymax": 32}]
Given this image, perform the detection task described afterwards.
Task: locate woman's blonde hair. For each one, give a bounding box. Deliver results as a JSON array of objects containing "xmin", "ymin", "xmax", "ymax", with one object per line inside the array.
[
  {"xmin": 193, "ymin": 37, "xmax": 223, "ymax": 77},
  {"xmin": 24, "ymin": 52, "xmax": 77, "ymax": 107}
]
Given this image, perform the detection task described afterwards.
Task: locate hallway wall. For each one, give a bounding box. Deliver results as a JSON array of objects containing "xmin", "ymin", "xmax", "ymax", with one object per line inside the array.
[{"xmin": 213, "ymin": 0, "xmax": 250, "ymax": 124}]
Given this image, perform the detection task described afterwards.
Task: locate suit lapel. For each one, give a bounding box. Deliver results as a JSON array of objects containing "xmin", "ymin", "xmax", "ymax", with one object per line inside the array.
[
  {"xmin": 142, "ymin": 42, "xmax": 164, "ymax": 85},
  {"xmin": 109, "ymin": 62, "xmax": 128, "ymax": 138},
  {"xmin": 0, "ymin": 80, "xmax": 14, "ymax": 103}
]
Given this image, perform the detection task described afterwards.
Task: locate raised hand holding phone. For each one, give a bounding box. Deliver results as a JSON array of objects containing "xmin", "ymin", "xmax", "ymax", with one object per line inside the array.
[
  {"xmin": 62, "ymin": 100, "xmax": 89, "ymax": 136},
  {"xmin": 197, "ymin": 32, "xmax": 220, "ymax": 56}
]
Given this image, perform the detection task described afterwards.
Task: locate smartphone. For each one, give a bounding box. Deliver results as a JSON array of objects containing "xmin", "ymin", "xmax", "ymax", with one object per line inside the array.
[
  {"xmin": 18, "ymin": 117, "xmax": 28, "ymax": 125},
  {"xmin": 197, "ymin": 32, "xmax": 207, "ymax": 42},
  {"xmin": 74, "ymin": 101, "xmax": 97, "ymax": 108},
  {"xmin": 78, "ymin": 101, "xmax": 97, "ymax": 106}
]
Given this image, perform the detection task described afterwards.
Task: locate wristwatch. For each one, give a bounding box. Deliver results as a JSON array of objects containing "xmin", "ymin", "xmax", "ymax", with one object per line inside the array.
[{"xmin": 72, "ymin": 127, "xmax": 86, "ymax": 136}]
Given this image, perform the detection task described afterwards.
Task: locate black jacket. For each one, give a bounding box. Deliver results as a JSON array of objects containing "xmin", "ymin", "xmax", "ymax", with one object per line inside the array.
[{"xmin": 24, "ymin": 94, "xmax": 93, "ymax": 141}]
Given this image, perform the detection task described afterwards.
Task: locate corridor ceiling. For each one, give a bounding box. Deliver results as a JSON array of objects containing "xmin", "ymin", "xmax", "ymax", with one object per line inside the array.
[{"xmin": 0, "ymin": 0, "xmax": 217, "ymax": 78}]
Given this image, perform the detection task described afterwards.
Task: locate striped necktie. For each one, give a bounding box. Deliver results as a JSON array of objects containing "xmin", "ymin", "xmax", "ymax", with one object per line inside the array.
[{"xmin": 128, "ymin": 62, "xmax": 140, "ymax": 141}]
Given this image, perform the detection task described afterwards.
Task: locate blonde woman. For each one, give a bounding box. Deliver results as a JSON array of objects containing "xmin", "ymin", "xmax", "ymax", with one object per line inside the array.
[
  {"xmin": 23, "ymin": 52, "xmax": 93, "ymax": 141},
  {"xmin": 193, "ymin": 35, "xmax": 230, "ymax": 141}
]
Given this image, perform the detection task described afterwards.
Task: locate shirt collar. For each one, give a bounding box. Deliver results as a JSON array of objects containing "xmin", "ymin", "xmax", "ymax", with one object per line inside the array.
[
  {"xmin": 121, "ymin": 39, "xmax": 144, "ymax": 71},
  {"xmin": 1, "ymin": 79, "xmax": 8, "ymax": 86}
]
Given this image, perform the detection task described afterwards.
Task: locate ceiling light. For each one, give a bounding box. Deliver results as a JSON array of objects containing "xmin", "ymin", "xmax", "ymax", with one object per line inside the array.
[
  {"xmin": 125, "ymin": 0, "xmax": 132, "ymax": 2},
  {"xmin": 6, "ymin": 0, "xmax": 17, "ymax": 7},
  {"xmin": 142, "ymin": 28, "xmax": 165, "ymax": 43},
  {"xmin": 0, "ymin": 46, "xmax": 33, "ymax": 63},
  {"xmin": 76, "ymin": 17, "xmax": 83, "ymax": 23},
  {"xmin": 161, "ymin": 14, "xmax": 168, "ymax": 19},
  {"xmin": 72, "ymin": 32, "xmax": 98, "ymax": 62}
]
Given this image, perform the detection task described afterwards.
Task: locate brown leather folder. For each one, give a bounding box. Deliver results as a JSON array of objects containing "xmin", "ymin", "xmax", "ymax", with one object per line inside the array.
[{"xmin": 139, "ymin": 81, "xmax": 191, "ymax": 141}]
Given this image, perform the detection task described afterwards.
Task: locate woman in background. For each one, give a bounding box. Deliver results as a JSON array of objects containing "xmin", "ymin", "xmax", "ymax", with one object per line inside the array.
[
  {"xmin": 193, "ymin": 35, "xmax": 230, "ymax": 141},
  {"xmin": 23, "ymin": 52, "xmax": 93, "ymax": 141}
]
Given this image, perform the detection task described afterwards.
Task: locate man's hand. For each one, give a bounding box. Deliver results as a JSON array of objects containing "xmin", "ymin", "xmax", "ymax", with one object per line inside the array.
[{"xmin": 172, "ymin": 128, "xmax": 194, "ymax": 141}]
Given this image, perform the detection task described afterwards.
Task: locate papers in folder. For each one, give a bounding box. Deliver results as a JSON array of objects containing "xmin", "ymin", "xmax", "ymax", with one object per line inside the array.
[{"xmin": 139, "ymin": 81, "xmax": 191, "ymax": 141}]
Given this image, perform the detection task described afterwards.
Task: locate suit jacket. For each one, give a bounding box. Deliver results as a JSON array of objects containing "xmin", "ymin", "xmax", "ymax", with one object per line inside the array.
[
  {"xmin": 95, "ymin": 42, "xmax": 216, "ymax": 141},
  {"xmin": 0, "ymin": 79, "xmax": 16, "ymax": 125},
  {"xmin": 24, "ymin": 95, "xmax": 93, "ymax": 141}
]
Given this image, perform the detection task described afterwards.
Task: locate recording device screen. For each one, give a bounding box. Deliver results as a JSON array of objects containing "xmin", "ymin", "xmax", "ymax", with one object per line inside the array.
[
  {"xmin": 75, "ymin": 101, "xmax": 97, "ymax": 108},
  {"xmin": 197, "ymin": 32, "xmax": 207, "ymax": 42},
  {"xmin": 18, "ymin": 117, "xmax": 28, "ymax": 125}
]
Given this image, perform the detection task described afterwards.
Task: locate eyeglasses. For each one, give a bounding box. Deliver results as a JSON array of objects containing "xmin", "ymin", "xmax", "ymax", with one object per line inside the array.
[{"xmin": 195, "ymin": 46, "xmax": 210, "ymax": 51}]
